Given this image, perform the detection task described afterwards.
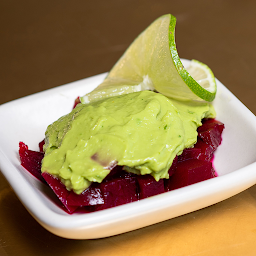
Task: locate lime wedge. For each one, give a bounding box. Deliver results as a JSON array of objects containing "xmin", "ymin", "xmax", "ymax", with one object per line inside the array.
[{"xmin": 80, "ymin": 14, "xmax": 216, "ymax": 104}]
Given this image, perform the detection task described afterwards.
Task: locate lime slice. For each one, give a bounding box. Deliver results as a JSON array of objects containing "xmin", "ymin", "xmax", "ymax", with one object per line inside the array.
[
  {"xmin": 80, "ymin": 14, "xmax": 216, "ymax": 104},
  {"xmin": 185, "ymin": 59, "xmax": 217, "ymax": 98}
]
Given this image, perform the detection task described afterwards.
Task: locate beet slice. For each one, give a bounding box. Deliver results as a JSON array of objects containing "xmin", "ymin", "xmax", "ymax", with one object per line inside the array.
[
  {"xmin": 198, "ymin": 119, "xmax": 224, "ymax": 150},
  {"xmin": 19, "ymin": 142, "xmax": 45, "ymax": 183},
  {"xmin": 42, "ymin": 172, "xmax": 78, "ymax": 214},
  {"xmin": 66, "ymin": 183, "xmax": 104, "ymax": 206},
  {"xmin": 164, "ymin": 156, "xmax": 178, "ymax": 191},
  {"xmin": 194, "ymin": 138, "xmax": 215, "ymax": 162},
  {"xmin": 103, "ymin": 166, "xmax": 123, "ymax": 182},
  {"xmin": 178, "ymin": 147, "xmax": 202, "ymax": 162},
  {"xmin": 167, "ymin": 159, "xmax": 215, "ymax": 191},
  {"xmin": 168, "ymin": 156, "xmax": 178, "ymax": 177},
  {"xmin": 178, "ymin": 119, "xmax": 224, "ymax": 163},
  {"xmin": 198, "ymin": 119, "xmax": 224, "ymax": 134},
  {"xmin": 137, "ymin": 174, "xmax": 165, "ymax": 199},
  {"xmin": 96, "ymin": 173, "xmax": 138, "ymax": 210},
  {"xmin": 42, "ymin": 172, "xmax": 105, "ymax": 214},
  {"xmin": 39, "ymin": 140, "xmax": 45, "ymax": 153}
]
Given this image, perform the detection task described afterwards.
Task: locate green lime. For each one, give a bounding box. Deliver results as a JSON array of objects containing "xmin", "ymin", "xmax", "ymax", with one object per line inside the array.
[{"xmin": 80, "ymin": 14, "xmax": 216, "ymax": 104}]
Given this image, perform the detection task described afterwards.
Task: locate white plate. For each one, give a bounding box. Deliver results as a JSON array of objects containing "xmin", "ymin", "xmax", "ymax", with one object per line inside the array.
[{"xmin": 1, "ymin": 59, "xmax": 256, "ymax": 239}]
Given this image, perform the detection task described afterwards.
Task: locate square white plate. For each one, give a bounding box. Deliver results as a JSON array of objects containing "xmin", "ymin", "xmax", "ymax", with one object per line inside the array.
[{"xmin": 1, "ymin": 59, "xmax": 256, "ymax": 239}]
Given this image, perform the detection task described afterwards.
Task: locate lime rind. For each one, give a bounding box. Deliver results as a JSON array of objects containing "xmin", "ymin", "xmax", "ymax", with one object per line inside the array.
[{"xmin": 168, "ymin": 16, "xmax": 216, "ymax": 102}]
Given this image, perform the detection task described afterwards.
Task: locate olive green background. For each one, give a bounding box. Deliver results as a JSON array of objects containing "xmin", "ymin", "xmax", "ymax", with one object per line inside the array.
[{"xmin": 1, "ymin": 1, "xmax": 256, "ymax": 255}]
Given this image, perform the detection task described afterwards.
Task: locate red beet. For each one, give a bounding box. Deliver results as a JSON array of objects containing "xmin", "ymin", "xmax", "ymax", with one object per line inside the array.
[
  {"xmin": 19, "ymin": 142, "xmax": 45, "ymax": 183},
  {"xmin": 178, "ymin": 119, "xmax": 224, "ymax": 163},
  {"xmin": 137, "ymin": 174, "xmax": 165, "ymax": 199},
  {"xmin": 168, "ymin": 156, "xmax": 178, "ymax": 176},
  {"xmin": 167, "ymin": 159, "xmax": 215, "ymax": 191},
  {"xmin": 164, "ymin": 156, "xmax": 178, "ymax": 191},
  {"xmin": 102, "ymin": 165, "xmax": 124, "ymax": 181},
  {"xmin": 42, "ymin": 172, "xmax": 105, "ymax": 213},
  {"xmin": 66, "ymin": 183, "xmax": 104, "ymax": 206},
  {"xmin": 39, "ymin": 140, "xmax": 45, "ymax": 153},
  {"xmin": 96, "ymin": 173, "xmax": 138, "ymax": 210},
  {"xmin": 198, "ymin": 119, "xmax": 224, "ymax": 150},
  {"xmin": 178, "ymin": 147, "xmax": 202, "ymax": 162},
  {"xmin": 193, "ymin": 139, "xmax": 215, "ymax": 162},
  {"xmin": 42, "ymin": 172, "xmax": 79, "ymax": 214},
  {"xmin": 199, "ymin": 119, "xmax": 224, "ymax": 134}
]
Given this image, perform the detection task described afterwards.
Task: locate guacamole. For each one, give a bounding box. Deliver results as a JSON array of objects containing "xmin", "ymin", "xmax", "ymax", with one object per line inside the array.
[{"xmin": 41, "ymin": 91, "xmax": 215, "ymax": 194}]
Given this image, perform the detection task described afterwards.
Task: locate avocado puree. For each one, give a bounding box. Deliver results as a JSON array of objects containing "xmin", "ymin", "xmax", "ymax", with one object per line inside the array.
[{"xmin": 42, "ymin": 91, "xmax": 215, "ymax": 194}]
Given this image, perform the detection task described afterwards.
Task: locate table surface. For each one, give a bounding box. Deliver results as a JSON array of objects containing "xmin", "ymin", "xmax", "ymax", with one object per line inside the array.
[{"xmin": 1, "ymin": 1, "xmax": 256, "ymax": 255}]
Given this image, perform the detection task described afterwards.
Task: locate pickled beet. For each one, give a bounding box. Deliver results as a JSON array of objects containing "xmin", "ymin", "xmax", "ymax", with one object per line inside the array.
[
  {"xmin": 19, "ymin": 142, "xmax": 45, "ymax": 183},
  {"xmin": 39, "ymin": 140, "xmax": 45, "ymax": 153},
  {"xmin": 42, "ymin": 172, "xmax": 105, "ymax": 213},
  {"xmin": 66, "ymin": 184, "xmax": 104, "ymax": 207},
  {"xmin": 42, "ymin": 172, "xmax": 79, "ymax": 214},
  {"xmin": 137, "ymin": 175, "xmax": 165, "ymax": 199},
  {"xmin": 167, "ymin": 159, "xmax": 215, "ymax": 191},
  {"xmin": 168, "ymin": 156, "xmax": 178, "ymax": 176},
  {"xmin": 164, "ymin": 156, "xmax": 178, "ymax": 191},
  {"xmin": 96, "ymin": 173, "xmax": 138, "ymax": 210},
  {"xmin": 194, "ymin": 138, "xmax": 215, "ymax": 162},
  {"xmin": 102, "ymin": 165, "xmax": 124, "ymax": 181},
  {"xmin": 198, "ymin": 119, "xmax": 224, "ymax": 150},
  {"xmin": 178, "ymin": 148, "xmax": 202, "ymax": 162}
]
